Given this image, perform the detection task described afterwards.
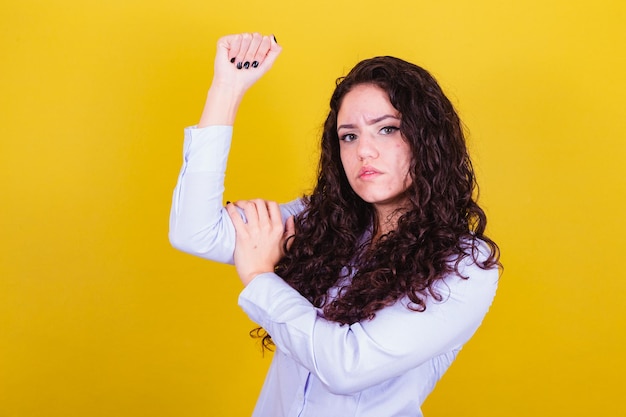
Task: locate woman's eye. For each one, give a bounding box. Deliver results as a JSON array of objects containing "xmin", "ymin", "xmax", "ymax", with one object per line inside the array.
[
  {"xmin": 341, "ymin": 133, "xmax": 357, "ymax": 142},
  {"xmin": 380, "ymin": 126, "xmax": 400, "ymax": 135}
]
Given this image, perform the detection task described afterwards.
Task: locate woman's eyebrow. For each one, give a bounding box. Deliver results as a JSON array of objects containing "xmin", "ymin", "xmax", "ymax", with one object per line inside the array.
[{"xmin": 337, "ymin": 114, "xmax": 400, "ymax": 131}]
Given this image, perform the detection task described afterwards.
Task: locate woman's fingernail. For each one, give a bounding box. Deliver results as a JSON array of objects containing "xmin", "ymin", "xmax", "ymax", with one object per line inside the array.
[
  {"xmin": 252, "ymin": 61, "xmax": 259, "ymax": 68},
  {"xmin": 273, "ymin": 35, "xmax": 278, "ymax": 44},
  {"xmin": 243, "ymin": 61, "xmax": 250, "ymax": 69},
  {"xmin": 226, "ymin": 201, "xmax": 231, "ymax": 205},
  {"xmin": 236, "ymin": 62, "xmax": 243, "ymax": 69}
]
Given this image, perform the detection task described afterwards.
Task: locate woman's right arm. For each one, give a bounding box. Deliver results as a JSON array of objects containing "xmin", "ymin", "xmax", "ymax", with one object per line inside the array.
[{"xmin": 169, "ymin": 33, "xmax": 283, "ymax": 263}]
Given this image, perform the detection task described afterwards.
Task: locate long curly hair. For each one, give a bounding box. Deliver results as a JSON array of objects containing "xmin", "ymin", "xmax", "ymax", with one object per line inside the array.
[{"xmin": 256, "ymin": 56, "xmax": 500, "ymax": 349}]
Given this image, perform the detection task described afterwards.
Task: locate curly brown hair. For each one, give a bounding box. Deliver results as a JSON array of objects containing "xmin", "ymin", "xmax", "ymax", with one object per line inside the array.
[{"xmin": 256, "ymin": 56, "xmax": 500, "ymax": 348}]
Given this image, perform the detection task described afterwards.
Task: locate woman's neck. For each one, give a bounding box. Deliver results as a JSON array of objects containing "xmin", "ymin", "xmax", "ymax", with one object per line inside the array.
[{"xmin": 373, "ymin": 205, "xmax": 408, "ymax": 241}]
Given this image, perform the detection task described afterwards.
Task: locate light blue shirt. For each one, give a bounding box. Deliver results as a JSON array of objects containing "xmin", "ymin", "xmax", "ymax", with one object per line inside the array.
[{"xmin": 169, "ymin": 126, "xmax": 499, "ymax": 417}]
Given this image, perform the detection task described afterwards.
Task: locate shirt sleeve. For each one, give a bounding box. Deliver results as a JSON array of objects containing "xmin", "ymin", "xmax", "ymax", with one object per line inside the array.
[
  {"xmin": 168, "ymin": 125, "xmax": 304, "ymax": 264},
  {"xmin": 238, "ymin": 252, "xmax": 499, "ymax": 395}
]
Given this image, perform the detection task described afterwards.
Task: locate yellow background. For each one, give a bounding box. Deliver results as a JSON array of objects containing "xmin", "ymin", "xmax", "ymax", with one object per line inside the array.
[{"xmin": 1, "ymin": 0, "xmax": 625, "ymax": 416}]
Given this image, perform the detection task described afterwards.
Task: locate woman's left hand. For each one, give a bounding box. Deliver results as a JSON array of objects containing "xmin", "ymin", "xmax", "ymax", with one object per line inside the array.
[{"xmin": 226, "ymin": 199, "xmax": 295, "ymax": 286}]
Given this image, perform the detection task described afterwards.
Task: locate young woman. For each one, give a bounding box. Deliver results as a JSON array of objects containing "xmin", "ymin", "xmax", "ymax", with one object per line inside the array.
[{"xmin": 169, "ymin": 32, "xmax": 500, "ymax": 417}]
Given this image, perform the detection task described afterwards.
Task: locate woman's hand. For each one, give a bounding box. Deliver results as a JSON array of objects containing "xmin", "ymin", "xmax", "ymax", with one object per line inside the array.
[
  {"xmin": 213, "ymin": 33, "xmax": 281, "ymax": 92},
  {"xmin": 226, "ymin": 199, "xmax": 295, "ymax": 286},
  {"xmin": 199, "ymin": 33, "xmax": 282, "ymax": 127}
]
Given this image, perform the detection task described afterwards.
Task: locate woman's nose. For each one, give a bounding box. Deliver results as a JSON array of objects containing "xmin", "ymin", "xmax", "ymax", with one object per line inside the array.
[{"xmin": 356, "ymin": 134, "xmax": 379, "ymax": 160}]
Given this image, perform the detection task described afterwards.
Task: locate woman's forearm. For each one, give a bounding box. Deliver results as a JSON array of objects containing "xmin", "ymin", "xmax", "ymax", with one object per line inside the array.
[{"xmin": 198, "ymin": 82, "xmax": 246, "ymax": 127}]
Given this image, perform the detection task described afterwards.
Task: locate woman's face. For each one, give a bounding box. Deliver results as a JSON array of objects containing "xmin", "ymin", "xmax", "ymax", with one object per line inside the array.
[{"xmin": 337, "ymin": 84, "xmax": 413, "ymax": 217}]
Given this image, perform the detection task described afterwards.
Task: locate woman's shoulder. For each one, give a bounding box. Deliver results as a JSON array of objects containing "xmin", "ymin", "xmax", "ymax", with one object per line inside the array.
[
  {"xmin": 435, "ymin": 237, "xmax": 500, "ymax": 297},
  {"xmin": 280, "ymin": 198, "xmax": 306, "ymax": 219},
  {"xmin": 461, "ymin": 236, "xmax": 499, "ymax": 266}
]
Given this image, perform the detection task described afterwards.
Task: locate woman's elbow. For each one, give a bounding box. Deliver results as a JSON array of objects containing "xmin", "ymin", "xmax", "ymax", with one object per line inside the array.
[
  {"xmin": 168, "ymin": 228, "xmax": 234, "ymax": 264},
  {"xmin": 169, "ymin": 228, "xmax": 203, "ymax": 256}
]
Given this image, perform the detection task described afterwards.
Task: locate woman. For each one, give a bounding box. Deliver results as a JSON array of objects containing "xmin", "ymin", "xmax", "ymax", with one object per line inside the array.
[{"xmin": 169, "ymin": 32, "xmax": 500, "ymax": 417}]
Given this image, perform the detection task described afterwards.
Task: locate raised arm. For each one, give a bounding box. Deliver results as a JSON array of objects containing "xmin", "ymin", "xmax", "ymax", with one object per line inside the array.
[
  {"xmin": 199, "ymin": 33, "xmax": 281, "ymax": 126},
  {"xmin": 169, "ymin": 33, "xmax": 287, "ymax": 263}
]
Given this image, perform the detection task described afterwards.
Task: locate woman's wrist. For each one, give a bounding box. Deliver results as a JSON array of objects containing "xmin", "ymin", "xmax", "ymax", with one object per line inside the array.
[{"xmin": 198, "ymin": 82, "xmax": 247, "ymax": 127}]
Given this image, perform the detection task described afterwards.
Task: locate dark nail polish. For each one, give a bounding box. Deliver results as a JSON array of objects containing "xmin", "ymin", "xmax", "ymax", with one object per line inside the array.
[
  {"xmin": 273, "ymin": 35, "xmax": 278, "ymax": 44},
  {"xmin": 243, "ymin": 61, "xmax": 250, "ymax": 69},
  {"xmin": 252, "ymin": 61, "xmax": 259, "ymax": 68},
  {"xmin": 236, "ymin": 62, "xmax": 243, "ymax": 69},
  {"xmin": 226, "ymin": 201, "xmax": 231, "ymax": 205},
  {"xmin": 230, "ymin": 57, "xmax": 235, "ymax": 63}
]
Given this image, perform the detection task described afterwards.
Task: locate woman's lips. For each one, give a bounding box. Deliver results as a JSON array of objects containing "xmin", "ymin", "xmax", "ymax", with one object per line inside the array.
[{"xmin": 358, "ymin": 166, "xmax": 382, "ymax": 179}]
